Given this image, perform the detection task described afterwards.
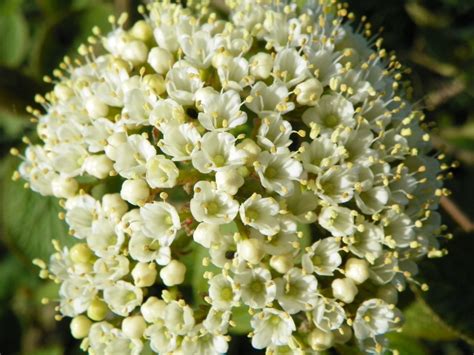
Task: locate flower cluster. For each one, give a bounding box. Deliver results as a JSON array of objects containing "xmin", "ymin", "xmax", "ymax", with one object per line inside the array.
[{"xmin": 15, "ymin": 0, "xmax": 450, "ymax": 353}]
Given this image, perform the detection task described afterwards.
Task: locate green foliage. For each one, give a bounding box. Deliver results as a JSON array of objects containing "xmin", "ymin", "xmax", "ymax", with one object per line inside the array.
[{"xmin": 0, "ymin": 157, "xmax": 72, "ymax": 261}]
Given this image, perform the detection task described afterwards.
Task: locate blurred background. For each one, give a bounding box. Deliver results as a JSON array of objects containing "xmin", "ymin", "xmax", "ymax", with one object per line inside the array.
[{"xmin": 0, "ymin": 0, "xmax": 473, "ymax": 354}]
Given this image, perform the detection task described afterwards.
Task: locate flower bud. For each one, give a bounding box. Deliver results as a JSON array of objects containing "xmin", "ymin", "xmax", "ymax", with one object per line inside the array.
[
  {"xmin": 295, "ymin": 78, "xmax": 323, "ymax": 106},
  {"xmin": 193, "ymin": 223, "xmax": 220, "ymax": 248},
  {"xmin": 54, "ymin": 83, "xmax": 74, "ymax": 101},
  {"xmin": 120, "ymin": 179, "xmax": 150, "ymax": 206},
  {"xmin": 269, "ymin": 254, "xmax": 294, "ymax": 274},
  {"xmin": 250, "ymin": 52, "xmax": 273, "ymax": 79},
  {"xmin": 141, "ymin": 296, "xmax": 166, "ymax": 323},
  {"xmin": 238, "ymin": 238, "xmax": 264, "ymax": 265},
  {"xmin": 102, "ymin": 193, "xmax": 128, "ymax": 218},
  {"xmin": 345, "ymin": 258, "xmax": 370, "ymax": 284},
  {"xmin": 215, "ymin": 170, "xmax": 244, "ymax": 195},
  {"xmin": 332, "ymin": 323, "xmax": 352, "ymax": 344},
  {"xmin": 87, "ymin": 298, "xmax": 108, "ymax": 321},
  {"xmin": 85, "ymin": 96, "xmax": 109, "ymax": 118},
  {"xmin": 51, "ymin": 176, "xmax": 78, "ymax": 198},
  {"xmin": 237, "ymin": 138, "xmax": 261, "ymax": 164},
  {"xmin": 308, "ymin": 328, "xmax": 334, "ymax": 351},
  {"xmin": 70, "ymin": 315, "xmax": 92, "ymax": 339},
  {"xmin": 132, "ymin": 262, "xmax": 157, "ymax": 287},
  {"xmin": 331, "ymin": 278, "xmax": 358, "ymax": 303},
  {"xmin": 144, "ymin": 74, "xmax": 166, "ymax": 95},
  {"xmin": 376, "ymin": 284, "xmax": 399, "ymax": 305},
  {"xmin": 83, "ymin": 155, "xmax": 114, "ymax": 179},
  {"xmin": 70, "ymin": 243, "xmax": 94, "ymax": 264},
  {"xmin": 121, "ymin": 40, "xmax": 149, "ymax": 66},
  {"xmin": 148, "ymin": 47, "xmax": 174, "ymax": 75},
  {"xmin": 130, "ymin": 20, "xmax": 152, "ymax": 42},
  {"xmin": 159, "ymin": 260, "xmax": 186, "ymax": 286},
  {"xmin": 122, "ymin": 315, "xmax": 146, "ymax": 339}
]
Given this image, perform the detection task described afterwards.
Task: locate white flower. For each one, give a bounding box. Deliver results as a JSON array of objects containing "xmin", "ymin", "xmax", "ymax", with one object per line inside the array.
[
  {"xmin": 250, "ymin": 308, "xmax": 296, "ymax": 349},
  {"xmin": 300, "ymin": 137, "xmax": 343, "ymax": 174},
  {"xmin": 273, "ymin": 48, "xmax": 310, "ymax": 87},
  {"xmin": 257, "ymin": 114, "xmax": 293, "ymax": 152},
  {"xmin": 295, "ymin": 78, "xmax": 323, "ymax": 106},
  {"xmin": 196, "ymin": 88, "xmax": 247, "ymax": 131},
  {"xmin": 217, "ymin": 56, "xmax": 252, "ymax": 91},
  {"xmin": 128, "ymin": 232, "xmax": 171, "ymax": 265},
  {"xmin": 192, "ymin": 132, "xmax": 246, "ymax": 173},
  {"xmin": 318, "ymin": 205, "xmax": 356, "ymax": 237},
  {"xmin": 148, "ymin": 47, "xmax": 174, "ymax": 74},
  {"xmin": 87, "ymin": 217, "xmax": 124, "ymax": 258},
  {"xmin": 181, "ymin": 330, "xmax": 230, "ymax": 354},
  {"xmin": 215, "ymin": 169, "xmax": 244, "ymax": 195},
  {"xmin": 190, "ymin": 181, "xmax": 239, "ymax": 224},
  {"xmin": 140, "ymin": 201, "xmax": 181, "ymax": 245},
  {"xmin": 106, "ymin": 133, "xmax": 156, "ymax": 179},
  {"xmin": 255, "ymin": 150, "xmax": 302, "ymax": 196},
  {"xmin": 179, "ymin": 30, "xmax": 216, "ymax": 68},
  {"xmin": 302, "ymin": 237, "xmax": 342, "ymax": 276},
  {"xmin": 203, "ymin": 307, "xmax": 231, "ymax": 334},
  {"xmin": 234, "ymin": 267, "xmax": 276, "ymax": 309},
  {"xmin": 312, "ymin": 297, "xmax": 346, "ymax": 332},
  {"xmin": 249, "ymin": 52, "xmax": 274, "ymax": 80},
  {"xmin": 103, "ymin": 281, "xmax": 143, "ymax": 316},
  {"xmin": 163, "ymin": 300, "xmax": 195, "ymax": 335},
  {"xmin": 145, "ymin": 323, "xmax": 178, "ymax": 354},
  {"xmin": 346, "ymin": 221, "xmax": 384, "ymax": 262},
  {"xmin": 331, "ymin": 278, "xmax": 358, "ymax": 304},
  {"xmin": 239, "ymin": 193, "xmax": 280, "ymax": 236},
  {"xmin": 165, "ymin": 61, "xmax": 204, "ymax": 105},
  {"xmin": 208, "ymin": 273, "xmax": 240, "ymax": 310},
  {"xmin": 149, "ymin": 99, "xmax": 185, "ymax": 128},
  {"xmin": 247, "ymin": 80, "xmax": 295, "ymax": 116},
  {"xmin": 353, "ymin": 299, "xmax": 403, "ymax": 340},
  {"xmin": 302, "ymin": 94, "xmax": 355, "ymax": 134},
  {"xmin": 158, "ymin": 123, "xmax": 201, "ymax": 161},
  {"xmin": 275, "ymin": 268, "xmax": 319, "ymax": 314},
  {"xmin": 146, "ymin": 155, "xmax": 179, "ymax": 188},
  {"xmin": 65, "ymin": 195, "xmax": 98, "ymax": 239}
]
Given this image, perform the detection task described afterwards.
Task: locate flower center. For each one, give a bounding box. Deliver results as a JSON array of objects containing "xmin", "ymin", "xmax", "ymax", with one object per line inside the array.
[
  {"xmin": 323, "ymin": 114, "xmax": 340, "ymax": 128},
  {"xmin": 213, "ymin": 154, "xmax": 226, "ymax": 167},
  {"xmin": 220, "ymin": 287, "xmax": 234, "ymax": 301},
  {"xmin": 265, "ymin": 167, "xmax": 278, "ymax": 179}
]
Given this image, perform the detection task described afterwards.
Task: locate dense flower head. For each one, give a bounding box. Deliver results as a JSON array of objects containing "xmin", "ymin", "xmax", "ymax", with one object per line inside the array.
[{"xmin": 15, "ymin": 0, "xmax": 451, "ymax": 353}]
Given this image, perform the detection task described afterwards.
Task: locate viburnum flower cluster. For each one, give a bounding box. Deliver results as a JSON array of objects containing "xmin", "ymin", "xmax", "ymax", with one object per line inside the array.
[{"xmin": 14, "ymin": 0, "xmax": 450, "ymax": 353}]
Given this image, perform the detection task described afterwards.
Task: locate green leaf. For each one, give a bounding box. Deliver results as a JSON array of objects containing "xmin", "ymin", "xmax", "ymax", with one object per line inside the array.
[
  {"xmin": 30, "ymin": 4, "xmax": 113, "ymax": 77},
  {"xmin": 0, "ymin": 11, "xmax": 29, "ymax": 67},
  {"xmin": 401, "ymin": 300, "xmax": 458, "ymax": 341},
  {"xmin": 0, "ymin": 156, "xmax": 73, "ymax": 261},
  {"xmin": 416, "ymin": 233, "xmax": 474, "ymax": 345},
  {"xmin": 0, "ymin": 255, "xmax": 35, "ymax": 302}
]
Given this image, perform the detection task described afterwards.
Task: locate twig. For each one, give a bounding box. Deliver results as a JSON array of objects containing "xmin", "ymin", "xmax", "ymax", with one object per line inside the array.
[
  {"xmin": 440, "ymin": 196, "xmax": 474, "ymax": 233},
  {"xmin": 425, "ymin": 79, "xmax": 465, "ymax": 110}
]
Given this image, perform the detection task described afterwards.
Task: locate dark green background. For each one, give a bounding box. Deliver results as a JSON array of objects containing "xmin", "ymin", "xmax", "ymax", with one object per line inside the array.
[{"xmin": 0, "ymin": 0, "xmax": 473, "ymax": 354}]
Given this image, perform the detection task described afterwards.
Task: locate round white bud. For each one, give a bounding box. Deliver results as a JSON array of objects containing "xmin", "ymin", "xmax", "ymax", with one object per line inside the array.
[
  {"xmin": 121, "ymin": 40, "xmax": 148, "ymax": 66},
  {"xmin": 237, "ymin": 238, "xmax": 264, "ymax": 265},
  {"xmin": 70, "ymin": 243, "xmax": 94, "ymax": 264},
  {"xmin": 159, "ymin": 260, "xmax": 186, "ymax": 286},
  {"xmin": 85, "ymin": 96, "xmax": 109, "ymax": 119},
  {"xmin": 122, "ymin": 315, "xmax": 146, "ymax": 339},
  {"xmin": 130, "ymin": 20, "xmax": 152, "ymax": 42},
  {"xmin": 250, "ymin": 52, "xmax": 273, "ymax": 79},
  {"xmin": 215, "ymin": 170, "xmax": 244, "ymax": 195},
  {"xmin": 51, "ymin": 176, "xmax": 78, "ymax": 198},
  {"xmin": 54, "ymin": 83, "xmax": 74, "ymax": 101},
  {"xmin": 102, "ymin": 193, "xmax": 128, "ymax": 218},
  {"xmin": 376, "ymin": 284, "xmax": 399, "ymax": 305},
  {"xmin": 83, "ymin": 154, "xmax": 114, "ymax": 179},
  {"xmin": 295, "ymin": 78, "xmax": 323, "ymax": 106},
  {"xmin": 144, "ymin": 74, "xmax": 166, "ymax": 95},
  {"xmin": 141, "ymin": 296, "xmax": 166, "ymax": 323},
  {"xmin": 70, "ymin": 315, "xmax": 92, "ymax": 339},
  {"xmin": 237, "ymin": 138, "xmax": 261, "ymax": 164},
  {"xmin": 332, "ymin": 323, "xmax": 353, "ymax": 344},
  {"xmin": 308, "ymin": 328, "xmax": 335, "ymax": 351},
  {"xmin": 120, "ymin": 179, "xmax": 150, "ymax": 206},
  {"xmin": 193, "ymin": 223, "xmax": 220, "ymax": 248},
  {"xmin": 132, "ymin": 262, "xmax": 157, "ymax": 287},
  {"xmin": 344, "ymin": 258, "xmax": 370, "ymax": 284},
  {"xmin": 269, "ymin": 254, "xmax": 294, "ymax": 274},
  {"xmin": 331, "ymin": 278, "xmax": 358, "ymax": 304},
  {"xmin": 148, "ymin": 47, "xmax": 174, "ymax": 75},
  {"xmin": 87, "ymin": 298, "xmax": 108, "ymax": 321}
]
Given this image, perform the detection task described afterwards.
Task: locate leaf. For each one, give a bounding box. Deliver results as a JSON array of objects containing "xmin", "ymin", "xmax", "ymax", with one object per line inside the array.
[
  {"xmin": 0, "ymin": 156, "xmax": 73, "ymax": 261},
  {"xmin": 0, "ymin": 11, "xmax": 29, "ymax": 67},
  {"xmin": 416, "ymin": 233, "xmax": 474, "ymax": 345},
  {"xmin": 401, "ymin": 300, "xmax": 458, "ymax": 341},
  {"xmin": 30, "ymin": 4, "xmax": 113, "ymax": 77},
  {"xmin": 0, "ymin": 255, "xmax": 35, "ymax": 302}
]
